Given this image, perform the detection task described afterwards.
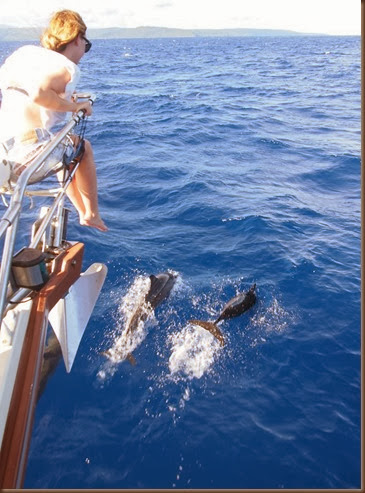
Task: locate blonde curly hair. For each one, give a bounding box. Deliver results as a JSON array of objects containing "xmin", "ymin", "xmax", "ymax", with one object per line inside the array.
[{"xmin": 41, "ymin": 10, "xmax": 87, "ymax": 53}]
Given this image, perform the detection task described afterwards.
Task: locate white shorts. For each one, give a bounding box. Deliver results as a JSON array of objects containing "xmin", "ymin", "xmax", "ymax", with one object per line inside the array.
[{"xmin": 0, "ymin": 128, "xmax": 73, "ymax": 185}]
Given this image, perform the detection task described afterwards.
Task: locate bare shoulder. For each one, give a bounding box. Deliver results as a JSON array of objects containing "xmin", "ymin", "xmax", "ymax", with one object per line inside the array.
[{"xmin": 39, "ymin": 66, "xmax": 71, "ymax": 94}]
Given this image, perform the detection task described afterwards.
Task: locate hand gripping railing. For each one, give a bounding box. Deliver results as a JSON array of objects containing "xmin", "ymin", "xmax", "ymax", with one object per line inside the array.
[{"xmin": 0, "ymin": 98, "xmax": 94, "ymax": 322}]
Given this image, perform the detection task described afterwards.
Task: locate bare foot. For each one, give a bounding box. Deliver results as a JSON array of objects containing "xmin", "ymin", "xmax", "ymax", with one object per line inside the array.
[{"xmin": 80, "ymin": 214, "xmax": 108, "ymax": 232}]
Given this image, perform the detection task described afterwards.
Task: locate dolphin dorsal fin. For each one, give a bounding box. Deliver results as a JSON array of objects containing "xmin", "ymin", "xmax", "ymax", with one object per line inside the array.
[
  {"xmin": 148, "ymin": 274, "xmax": 164, "ymax": 298},
  {"xmin": 149, "ymin": 274, "xmax": 158, "ymax": 289}
]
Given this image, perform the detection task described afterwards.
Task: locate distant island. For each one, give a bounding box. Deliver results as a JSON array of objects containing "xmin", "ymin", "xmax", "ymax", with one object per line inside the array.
[{"xmin": 0, "ymin": 25, "xmax": 320, "ymax": 42}]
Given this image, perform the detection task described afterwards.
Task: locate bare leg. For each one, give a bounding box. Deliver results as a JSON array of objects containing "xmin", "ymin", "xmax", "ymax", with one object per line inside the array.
[
  {"xmin": 64, "ymin": 139, "xmax": 108, "ymax": 232},
  {"xmin": 62, "ymin": 175, "xmax": 86, "ymax": 218}
]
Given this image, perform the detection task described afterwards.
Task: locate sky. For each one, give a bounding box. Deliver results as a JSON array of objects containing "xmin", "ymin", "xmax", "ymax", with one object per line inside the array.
[{"xmin": 0, "ymin": 0, "xmax": 360, "ymax": 35}]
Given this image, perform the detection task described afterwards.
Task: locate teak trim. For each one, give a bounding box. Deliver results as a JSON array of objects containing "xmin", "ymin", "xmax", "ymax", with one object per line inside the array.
[{"xmin": 0, "ymin": 242, "xmax": 84, "ymax": 489}]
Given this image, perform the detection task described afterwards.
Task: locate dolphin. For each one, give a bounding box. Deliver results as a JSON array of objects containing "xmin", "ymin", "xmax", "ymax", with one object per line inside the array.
[
  {"xmin": 190, "ymin": 283, "xmax": 257, "ymax": 346},
  {"xmin": 145, "ymin": 272, "xmax": 178, "ymax": 309},
  {"xmin": 103, "ymin": 271, "xmax": 178, "ymax": 364},
  {"xmin": 37, "ymin": 332, "xmax": 63, "ymax": 401}
]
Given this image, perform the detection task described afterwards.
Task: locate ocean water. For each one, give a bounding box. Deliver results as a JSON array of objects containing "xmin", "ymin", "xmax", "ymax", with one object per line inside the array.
[{"xmin": 0, "ymin": 35, "xmax": 360, "ymax": 489}]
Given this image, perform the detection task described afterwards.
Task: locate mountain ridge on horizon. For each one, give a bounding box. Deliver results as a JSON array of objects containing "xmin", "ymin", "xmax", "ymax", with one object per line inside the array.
[{"xmin": 0, "ymin": 24, "xmax": 328, "ymax": 41}]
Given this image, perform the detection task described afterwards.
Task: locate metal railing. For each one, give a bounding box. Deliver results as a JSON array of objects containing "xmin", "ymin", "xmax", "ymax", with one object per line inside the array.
[{"xmin": 0, "ymin": 97, "xmax": 94, "ymax": 321}]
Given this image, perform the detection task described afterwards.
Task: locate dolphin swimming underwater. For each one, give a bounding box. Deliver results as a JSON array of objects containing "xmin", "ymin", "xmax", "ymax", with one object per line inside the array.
[
  {"xmin": 37, "ymin": 332, "xmax": 63, "ymax": 400},
  {"xmin": 103, "ymin": 271, "xmax": 178, "ymax": 364},
  {"xmin": 190, "ymin": 283, "xmax": 257, "ymax": 346}
]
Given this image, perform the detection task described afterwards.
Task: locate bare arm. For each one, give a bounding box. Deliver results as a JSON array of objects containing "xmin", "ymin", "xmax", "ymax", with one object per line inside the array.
[{"xmin": 30, "ymin": 67, "xmax": 92, "ymax": 115}]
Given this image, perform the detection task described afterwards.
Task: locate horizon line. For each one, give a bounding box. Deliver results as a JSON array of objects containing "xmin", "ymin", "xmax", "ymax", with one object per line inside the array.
[{"xmin": 0, "ymin": 24, "xmax": 359, "ymax": 37}]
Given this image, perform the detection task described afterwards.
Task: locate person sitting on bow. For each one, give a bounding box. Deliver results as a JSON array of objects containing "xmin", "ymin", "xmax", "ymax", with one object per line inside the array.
[{"xmin": 0, "ymin": 9, "xmax": 108, "ymax": 232}]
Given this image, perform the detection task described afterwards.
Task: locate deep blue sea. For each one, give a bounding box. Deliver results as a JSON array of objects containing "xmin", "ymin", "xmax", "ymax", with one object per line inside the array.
[{"xmin": 0, "ymin": 35, "xmax": 361, "ymax": 489}]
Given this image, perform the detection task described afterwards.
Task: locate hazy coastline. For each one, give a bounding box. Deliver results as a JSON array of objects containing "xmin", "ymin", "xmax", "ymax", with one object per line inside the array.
[{"xmin": 0, "ymin": 25, "xmax": 327, "ymax": 42}]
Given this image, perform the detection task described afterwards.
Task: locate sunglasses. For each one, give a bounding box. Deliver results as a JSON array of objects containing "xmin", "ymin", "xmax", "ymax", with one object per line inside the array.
[{"xmin": 82, "ymin": 36, "xmax": 92, "ymax": 53}]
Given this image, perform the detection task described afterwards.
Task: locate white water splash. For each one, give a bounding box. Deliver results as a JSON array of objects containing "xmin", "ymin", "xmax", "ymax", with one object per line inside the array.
[
  {"xmin": 97, "ymin": 271, "xmax": 181, "ymax": 382},
  {"xmin": 249, "ymin": 297, "xmax": 293, "ymax": 348},
  {"xmin": 252, "ymin": 298, "xmax": 290, "ymax": 333},
  {"xmin": 100, "ymin": 275, "xmax": 154, "ymax": 366},
  {"xmin": 168, "ymin": 323, "xmax": 222, "ymax": 380}
]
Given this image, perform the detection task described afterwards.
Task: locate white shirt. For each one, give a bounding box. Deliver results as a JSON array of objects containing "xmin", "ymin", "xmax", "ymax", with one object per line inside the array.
[{"xmin": 0, "ymin": 45, "xmax": 80, "ymax": 140}]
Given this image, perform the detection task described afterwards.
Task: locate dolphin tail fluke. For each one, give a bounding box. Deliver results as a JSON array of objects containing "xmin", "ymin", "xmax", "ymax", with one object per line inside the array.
[
  {"xmin": 127, "ymin": 353, "xmax": 137, "ymax": 366},
  {"xmin": 189, "ymin": 320, "xmax": 225, "ymax": 346}
]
